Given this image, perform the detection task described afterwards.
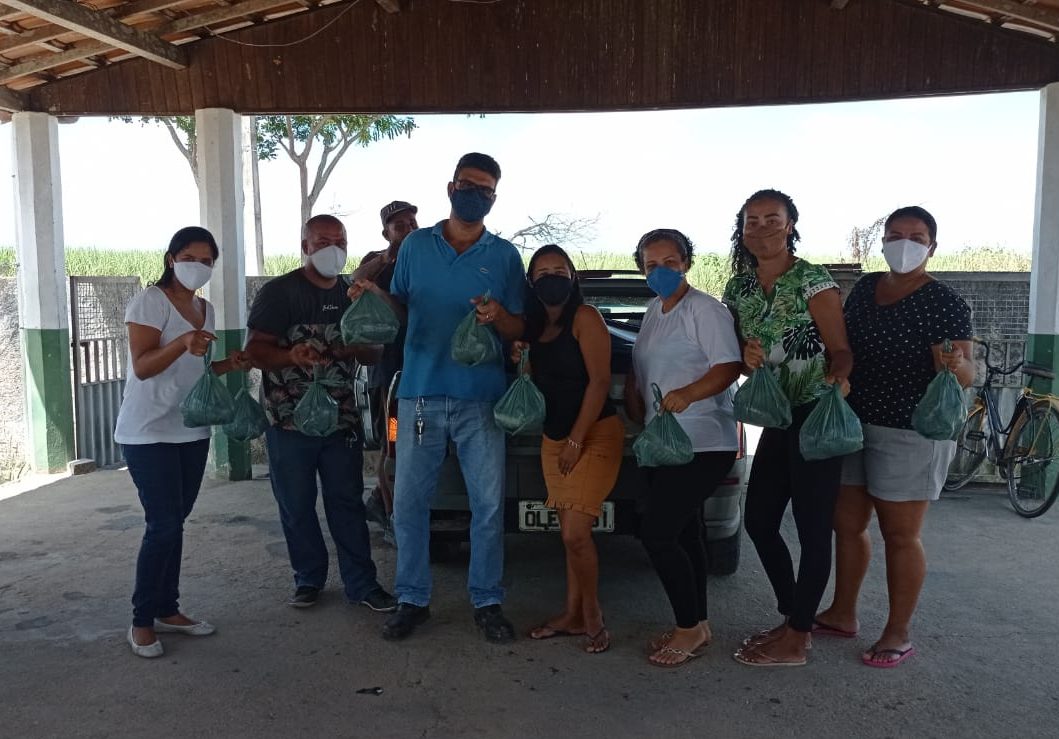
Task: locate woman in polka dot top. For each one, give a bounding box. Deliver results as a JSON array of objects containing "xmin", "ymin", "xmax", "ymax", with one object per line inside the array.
[{"xmin": 816, "ymin": 206, "xmax": 974, "ymax": 669}]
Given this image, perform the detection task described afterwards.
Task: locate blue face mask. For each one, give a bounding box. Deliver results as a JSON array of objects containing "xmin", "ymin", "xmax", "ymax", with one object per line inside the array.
[
  {"xmin": 450, "ymin": 188, "xmax": 494, "ymax": 223},
  {"xmin": 646, "ymin": 265, "xmax": 684, "ymax": 299}
]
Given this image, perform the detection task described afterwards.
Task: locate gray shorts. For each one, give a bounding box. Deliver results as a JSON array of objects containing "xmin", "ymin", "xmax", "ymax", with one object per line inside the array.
[{"xmin": 841, "ymin": 423, "xmax": 957, "ymax": 502}]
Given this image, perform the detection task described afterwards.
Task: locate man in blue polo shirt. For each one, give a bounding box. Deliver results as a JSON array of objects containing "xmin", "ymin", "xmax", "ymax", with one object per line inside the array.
[{"xmin": 356, "ymin": 153, "xmax": 525, "ymax": 643}]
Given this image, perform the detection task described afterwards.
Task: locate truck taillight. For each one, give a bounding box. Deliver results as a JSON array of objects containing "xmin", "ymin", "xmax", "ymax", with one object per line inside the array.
[{"xmin": 388, "ymin": 417, "xmax": 398, "ymax": 444}]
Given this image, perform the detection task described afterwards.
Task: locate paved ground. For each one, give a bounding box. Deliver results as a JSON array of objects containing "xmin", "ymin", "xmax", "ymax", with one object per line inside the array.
[{"xmin": 0, "ymin": 468, "xmax": 1056, "ymax": 738}]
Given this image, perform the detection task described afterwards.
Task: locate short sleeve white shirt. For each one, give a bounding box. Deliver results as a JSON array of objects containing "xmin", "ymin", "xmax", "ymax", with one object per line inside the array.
[
  {"xmin": 113, "ymin": 286, "xmax": 216, "ymax": 445},
  {"xmin": 632, "ymin": 287, "xmax": 742, "ymax": 452}
]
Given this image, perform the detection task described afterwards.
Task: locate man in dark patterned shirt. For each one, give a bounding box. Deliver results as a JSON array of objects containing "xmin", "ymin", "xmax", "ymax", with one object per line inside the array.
[{"xmin": 246, "ymin": 214, "xmax": 396, "ymax": 612}]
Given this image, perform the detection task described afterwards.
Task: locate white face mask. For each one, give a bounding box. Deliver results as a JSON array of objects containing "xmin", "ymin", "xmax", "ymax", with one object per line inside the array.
[
  {"xmin": 173, "ymin": 261, "xmax": 213, "ymax": 291},
  {"xmin": 308, "ymin": 244, "xmax": 347, "ymax": 278},
  {"xmin": 882, "ymin": 238, "xmax": 930, "ymax": 274}
]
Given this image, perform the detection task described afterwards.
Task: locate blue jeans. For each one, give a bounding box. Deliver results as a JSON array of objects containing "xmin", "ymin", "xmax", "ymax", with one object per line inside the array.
[
  {"xmin": 124, "ymin": 439, "xmax": 210, "ymax": 628},
  {"xmin": 264, "ymin": 427, "xmax": 380, "ymax": 601},
  {"xmin": 393, "ymin": 397, "xmax": 506, "ymax": 608}
]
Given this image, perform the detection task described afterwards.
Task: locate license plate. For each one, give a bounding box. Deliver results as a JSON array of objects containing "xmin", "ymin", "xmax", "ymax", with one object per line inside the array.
[{"xmin": 517, "ymin": 501, "xmax": 615, "ymax": 533}]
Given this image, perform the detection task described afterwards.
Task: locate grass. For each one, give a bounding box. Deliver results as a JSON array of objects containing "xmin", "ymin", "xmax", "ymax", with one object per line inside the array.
[{"xmin": 0, "ymin": 245, "xmax": 1034, "ymax": 296}]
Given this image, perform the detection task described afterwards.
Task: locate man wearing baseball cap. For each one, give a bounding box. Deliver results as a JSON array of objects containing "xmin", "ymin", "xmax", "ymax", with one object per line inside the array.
[{"xmin": 354, "ymin": 201, "xmax": 419, "ymax": 538}]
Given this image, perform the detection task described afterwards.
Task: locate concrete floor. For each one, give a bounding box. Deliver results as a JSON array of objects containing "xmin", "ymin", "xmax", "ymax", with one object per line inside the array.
[{"xmin": 0, "ymin": 468, "xmax": 1056, "ymax": 738}]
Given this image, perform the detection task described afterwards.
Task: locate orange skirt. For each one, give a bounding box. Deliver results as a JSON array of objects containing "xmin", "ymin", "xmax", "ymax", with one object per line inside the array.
[{"xmin": 540, "ymin": 415, "xmax": 625, "ymax": 518}]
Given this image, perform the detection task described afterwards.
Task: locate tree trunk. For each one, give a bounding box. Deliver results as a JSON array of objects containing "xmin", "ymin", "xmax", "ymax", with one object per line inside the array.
[
  {"xmin": 299, "ymin": 160, "xmax": 311, "ymax": 226},
  {"xmin": 250, "ymin": 117, "xmax": 264, "ymax": 275}
]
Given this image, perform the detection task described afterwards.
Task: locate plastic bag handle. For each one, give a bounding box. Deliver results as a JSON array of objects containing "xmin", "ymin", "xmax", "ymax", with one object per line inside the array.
[
  {"xmin": 202, "ymin": 340, "xmax": 214, "ymax": 371},
  {"xmin": 651, "ymin": 382, "xmax": 665, "ymax": 413},
  {"xmin": 518, "ymin": 346, "xmax": 529, "ymax": 375},
  {"xmin": 943, "ymin": 338, "xmax": 953, "ymax": 353}
]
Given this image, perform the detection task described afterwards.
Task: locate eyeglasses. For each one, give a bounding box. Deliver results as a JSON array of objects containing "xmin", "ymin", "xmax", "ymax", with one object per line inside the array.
[{"xmin": 453, "ymin": 178, "xmax": 496, "ymax": 198}]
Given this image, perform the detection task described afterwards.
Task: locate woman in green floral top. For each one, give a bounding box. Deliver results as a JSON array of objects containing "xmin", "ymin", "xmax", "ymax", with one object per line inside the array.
[{"xmin": 723, "ymin": 189, "xmax": 853, "ymax": 668}]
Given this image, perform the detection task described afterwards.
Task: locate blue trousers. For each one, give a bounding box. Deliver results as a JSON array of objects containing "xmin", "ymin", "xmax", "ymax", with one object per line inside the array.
[
  {"xmin": 124, "ymin": 439, "xmax": 210, "ymax": 628},
  {"xmin": 393, "ymin": 397, "xmax": 506, "ymax": 608},
  {"xmin": 264, "ymin": 427, "xmax": 380, "ymax": 601}
]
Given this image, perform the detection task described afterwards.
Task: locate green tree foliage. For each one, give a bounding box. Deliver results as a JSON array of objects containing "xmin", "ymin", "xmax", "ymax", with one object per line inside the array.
[
  {"xmin": 254, "ymin": 115, "xmax": 416, "ymax": 224},
  {"xmin": 117, "ymin": 114, "xmax": 417, "ymax": 224}
]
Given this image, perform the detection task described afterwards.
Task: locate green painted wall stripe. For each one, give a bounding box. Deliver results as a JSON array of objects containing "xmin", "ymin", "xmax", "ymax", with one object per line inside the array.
[
  {"xmin": 209, "ymin": 328, "xmax": 252, "ymax": 481},
  {"xmin": 23, "ymin": 328, "xmax": 74, "ymax": 473},
  {"xmin": 1026, "ymin": 333, "xmax": 1059, "ymax": 395}
]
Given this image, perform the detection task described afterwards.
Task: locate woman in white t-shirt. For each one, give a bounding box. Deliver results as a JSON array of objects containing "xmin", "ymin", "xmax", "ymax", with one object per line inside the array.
[
  {"xmin": 114, "ymin": 226, "xmax": 249, "ymax": 659},
  {"xmin": 624, "ymin": 229, "xmax": 743, "ymax": 668}
]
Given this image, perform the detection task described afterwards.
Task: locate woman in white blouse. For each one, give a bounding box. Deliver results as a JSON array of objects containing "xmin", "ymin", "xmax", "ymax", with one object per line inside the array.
[{"xmin": 114, "ymin": 226, "xmax": 249, "ymax": 659}]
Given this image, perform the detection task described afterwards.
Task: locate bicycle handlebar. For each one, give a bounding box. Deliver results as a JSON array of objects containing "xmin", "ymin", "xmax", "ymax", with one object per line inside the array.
[{"xmin": 974, "ymin": 337, "xmax": 1024, "ymax": 377}]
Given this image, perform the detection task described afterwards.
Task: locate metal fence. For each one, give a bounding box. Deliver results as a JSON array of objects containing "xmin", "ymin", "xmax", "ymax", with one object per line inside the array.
[{"xmin": 70, "ymin": 277, "xmax": 141, "ymax": 468}]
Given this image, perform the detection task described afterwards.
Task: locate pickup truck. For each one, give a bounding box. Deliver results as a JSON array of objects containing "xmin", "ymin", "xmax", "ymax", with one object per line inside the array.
[{"xmin": 357, "ymin": 270, "xmax": 748, "ymax": 576}]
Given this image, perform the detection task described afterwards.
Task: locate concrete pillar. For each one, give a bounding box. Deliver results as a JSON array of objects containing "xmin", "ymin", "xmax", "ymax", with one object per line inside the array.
[
  {"xmin": 1028, "ymin": 82, "xmax": 1059, "ymax": 394},
  {"xmin": 196, "ymin": 108, "xmax": 251, "ymax": 481},
  {"xmin": 12, "ymin": 112, "xmax": 75, "ymax": 473}
]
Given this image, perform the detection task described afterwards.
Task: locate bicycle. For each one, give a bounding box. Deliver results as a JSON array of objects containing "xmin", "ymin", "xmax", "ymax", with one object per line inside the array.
[{"xmin": 944, "ymin": 338, "xmax": 1059, "ymax": 518}]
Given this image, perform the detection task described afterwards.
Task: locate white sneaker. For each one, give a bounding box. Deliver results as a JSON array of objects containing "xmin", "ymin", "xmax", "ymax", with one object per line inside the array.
[
  {"xmin": 127, "ymin": 626, "xmax": 163, "ymax": 659},
  {"xmin": 154, "ymin": 618, "xmax": 216, "ymax": 636}
]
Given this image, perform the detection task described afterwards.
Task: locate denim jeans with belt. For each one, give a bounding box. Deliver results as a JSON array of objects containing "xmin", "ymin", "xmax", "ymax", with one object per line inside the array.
[
  {"xmin": 124, "ymin": 439, "xmax": 210, "ymax": 628},
  {"xmin": 393, "ymin": 397, "xmax": 506, "ymax": 608},
  {"xmin": 264, "ymin": 426, "xmax": 381, "ymax": 601}
]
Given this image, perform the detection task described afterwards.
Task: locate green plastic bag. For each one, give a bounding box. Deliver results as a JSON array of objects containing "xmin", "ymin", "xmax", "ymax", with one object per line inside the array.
[
  {"xmin": 799, "ymin": 383, "xmax": 864, "ymax": 461},
  {"xmin": 292, "ymin": 365, "xmax": 340, "ymax": 437},
  {"xmin": 180, "ymin": 347, "xmax": 236, "ymax": 428},
  {"xmin": 733, "ymin": 367, "xmax": 792, "ymax": 429},
  {"xmin": 222, "ymin": 388, "xmax": 270, "ymax": 442},
  {"xmin": 340, "ymin": 290, "xmax": 400, "ymax": 344},
  {"xmin": 451, "ymin": 291, "xmax": 501, "ymax": 367},
  {"xmin": 912, "ymin": 341, "xmax": 966, "ymax": 441},
  {"xmin": 633, "ymin": 383, "xmax": 695, "ymax": 467},
  {"xmin": 493, "ymin": 349, "xmax": 546, "ymax": 435}
]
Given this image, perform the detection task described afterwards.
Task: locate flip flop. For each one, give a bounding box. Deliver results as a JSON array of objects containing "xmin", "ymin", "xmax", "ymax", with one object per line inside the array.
[
  {"xmin": 812, "ymin": 619, "xmax": 858, "ymax": 638},
  {"xmin": 861, "ymin": 644, "xmax": 916, "ymax": 669},
  {"xmin": 648, "ymin": 646, "xmax": 702, "ymax": 668},
  {"xmin": 528, "ymin": 624, "xmax": 585, "ymax": 640},
  {"xmin": 647, "ymin": 631, "xmax": 674, "ymax": 652},
  {"xmin": 583, "ymin": 627, "xmax": 610, "ymax": 654},
  {"xmin": 732, "ymin": 646, "xmax": 807, "ymax": 668}
]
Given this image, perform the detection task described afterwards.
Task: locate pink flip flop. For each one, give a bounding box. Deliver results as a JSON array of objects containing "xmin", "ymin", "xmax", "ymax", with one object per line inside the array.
[{"xmin": 861, "ymin": 644, "xmax": 916, "ymax": 669}]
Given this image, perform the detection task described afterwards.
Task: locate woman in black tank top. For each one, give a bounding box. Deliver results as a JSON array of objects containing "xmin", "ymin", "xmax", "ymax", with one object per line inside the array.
[{"xmin": 516, "ymin": 245, "xmax": 624, "ymax": 655}]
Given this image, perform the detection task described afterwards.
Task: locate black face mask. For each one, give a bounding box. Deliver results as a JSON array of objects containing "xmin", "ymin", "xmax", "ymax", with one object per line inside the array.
[{"xmin": 532, "ymin": 274, "xmax": 574, "ymax": 306}]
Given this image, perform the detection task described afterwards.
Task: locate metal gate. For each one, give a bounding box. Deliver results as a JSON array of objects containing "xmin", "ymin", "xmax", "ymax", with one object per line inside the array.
[{"xmin": 70, "ymin": 276, "xmax": 141, "ymax": 467}]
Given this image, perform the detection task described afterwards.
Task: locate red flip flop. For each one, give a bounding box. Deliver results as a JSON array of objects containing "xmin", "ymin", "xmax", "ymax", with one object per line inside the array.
[
  {"xmin": 861, "ymin": 644, "xmax": 916, "ymax": 669},
  {"xmin": 812, "ymin": 619, "xmax": 858, "ymax": 638}
]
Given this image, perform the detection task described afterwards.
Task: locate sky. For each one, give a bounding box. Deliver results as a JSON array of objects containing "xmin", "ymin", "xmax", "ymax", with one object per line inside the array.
[{"xmin": 0, "ymin": 90, "xmax": 1042, "ymax": 265}]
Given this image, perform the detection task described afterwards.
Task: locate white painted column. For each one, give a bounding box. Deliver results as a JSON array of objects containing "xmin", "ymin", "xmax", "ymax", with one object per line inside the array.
[
  {"xmin": 196, "ymin": 108, "xmax": 251, "ymax": 480},
  {"xmin": 11, "ymin": 112, "xmax": 75, "ymax": 473},
  {"xmin": 1028, "ymin": 82, "xmax": 1059, "ymax": 392}
]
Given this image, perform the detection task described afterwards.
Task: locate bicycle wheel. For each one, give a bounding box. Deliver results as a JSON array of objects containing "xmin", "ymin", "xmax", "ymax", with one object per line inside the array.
[
  {"xmin": 1002, "ymin": 401, "xmax": 1059, "ymax": 518},
  {"xmin": 944, "ymin": 405, "xmax": 989, "ymax": 491}
]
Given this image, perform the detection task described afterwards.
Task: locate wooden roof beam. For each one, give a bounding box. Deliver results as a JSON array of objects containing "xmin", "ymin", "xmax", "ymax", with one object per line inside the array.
[
  {"xmin": 376, "ymin": 0, "xmax": 400, "ymax": 12},
  {"xmin": 1, "ymin": 0, "xmax": 187, "ymax": 69},
  {"xmin": 0, "ymin": 23, "xmax": 65, "ymax": 54},
  {"xmin": 165, "ymin": 0, "xmax": 303, "ymax": 34},
  {"xmin": 0, "ymin": 81, "xmax": 24, "ymax": 110},
  {"xmin": 830, "ymin": 0, "xmax": 852, "ymax": 8},
  {"xmin": 0, "ymin": 39, "xmax": 110, "ymax": 83},
  {"xmin": 954, "ymin": 0, "xmax": 1059, "ymax": 32},
  {"xmin": 115, "ymin": 0, "xmax": 198, "ymax": 20}
]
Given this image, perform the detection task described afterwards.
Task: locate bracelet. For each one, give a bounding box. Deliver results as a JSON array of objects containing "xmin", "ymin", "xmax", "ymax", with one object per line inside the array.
[{"xmin": 566, "ymin": 438, "xmax": 583, "ymax": 449}]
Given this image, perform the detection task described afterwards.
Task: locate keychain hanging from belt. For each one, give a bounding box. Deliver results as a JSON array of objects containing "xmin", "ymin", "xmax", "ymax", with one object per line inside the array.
[{"xmin": 415, "ymin": 397, "xmax": 425, "ymax": 445}]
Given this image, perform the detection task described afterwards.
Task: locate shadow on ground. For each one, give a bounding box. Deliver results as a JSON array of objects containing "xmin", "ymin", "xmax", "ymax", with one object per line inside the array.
[{"xmin": 0, "ymin": 470, "xmax": 1056, "ymax": 738}]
